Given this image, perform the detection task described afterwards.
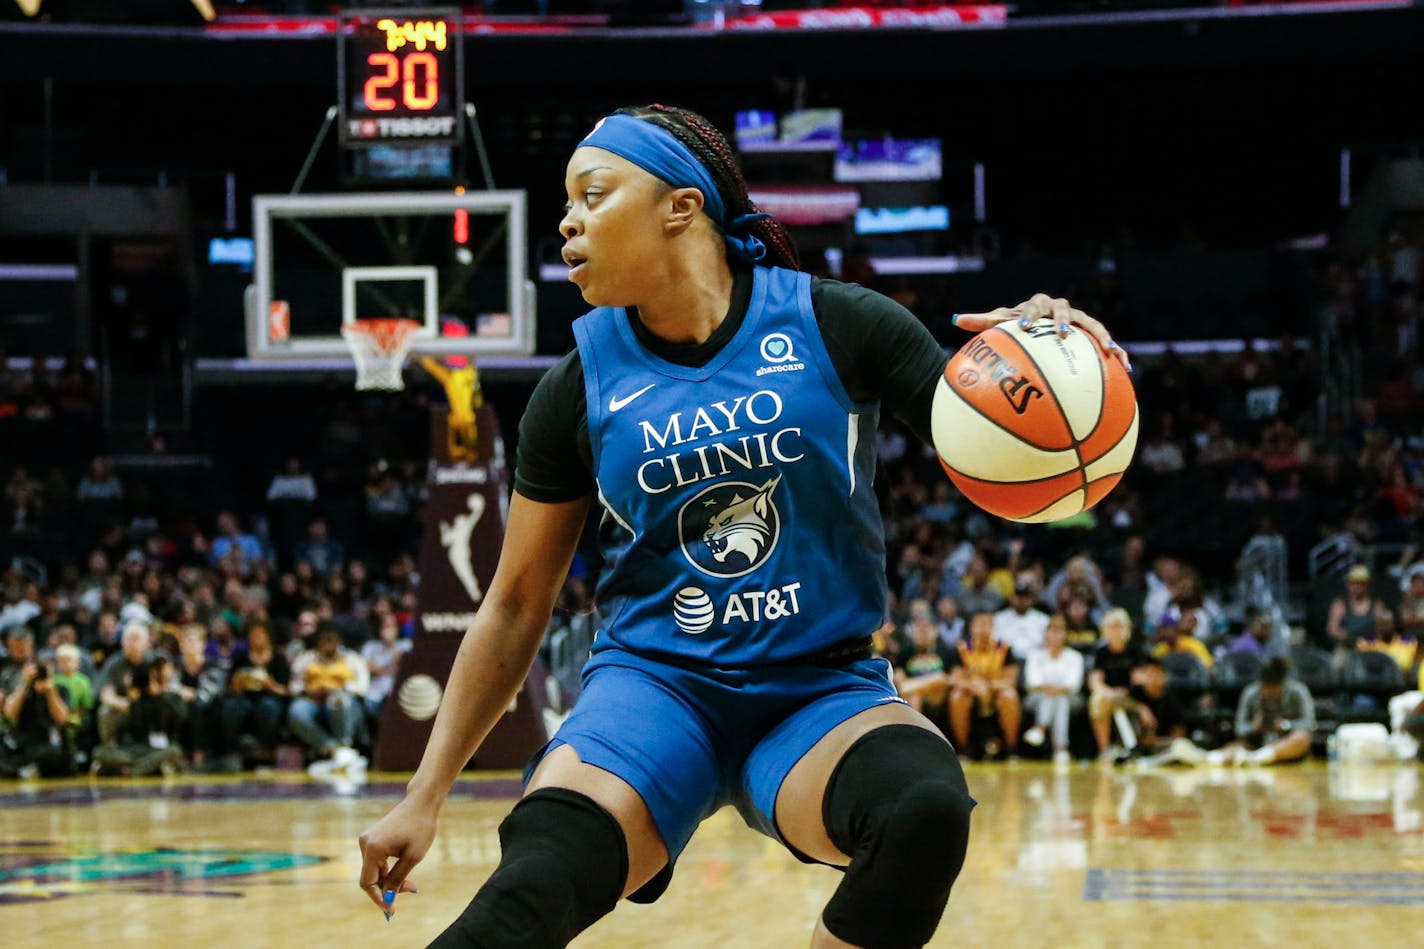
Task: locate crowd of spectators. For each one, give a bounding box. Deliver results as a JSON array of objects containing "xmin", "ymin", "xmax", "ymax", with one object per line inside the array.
[
  {"xmin": 852, "ymin": 228, "xmax": 1424, "ymax": 764},
  {"xmin": 0, "ymin": 445, "xmax": 423, "ymax": 779},
  {"xmin": 3, "ymin": 232, "xmax": 1424, "ymax": 777},
  {"xmin": 874, "ymin": 550, "xmax": 1423, "ymax": 765}
]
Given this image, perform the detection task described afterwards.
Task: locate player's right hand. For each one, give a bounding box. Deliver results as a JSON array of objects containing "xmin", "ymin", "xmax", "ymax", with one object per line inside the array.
[{"xmin": 358, "ymin": 796, "xmax": 437, "ymax": 916}]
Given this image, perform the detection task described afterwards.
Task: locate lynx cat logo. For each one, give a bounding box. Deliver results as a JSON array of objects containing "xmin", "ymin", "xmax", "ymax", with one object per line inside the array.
[{"xmin": 677, "ymin": 476, "xmax": 782, "ymax": 578}]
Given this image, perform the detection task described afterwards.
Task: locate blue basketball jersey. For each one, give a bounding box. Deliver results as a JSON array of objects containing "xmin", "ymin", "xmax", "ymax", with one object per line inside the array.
[{"xmin": 572, "ymin": 265, "xmax": 887, "ymax": 666}]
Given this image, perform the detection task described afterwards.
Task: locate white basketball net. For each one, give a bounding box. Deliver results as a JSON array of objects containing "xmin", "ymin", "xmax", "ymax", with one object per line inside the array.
[{"xmin": 341, "ymin": 318, "xmax": 421, "ymax": 391}]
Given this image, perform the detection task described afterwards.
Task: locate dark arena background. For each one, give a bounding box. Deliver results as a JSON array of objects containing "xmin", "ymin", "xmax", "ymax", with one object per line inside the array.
[{"xmin": 3, "ymin": 2, "xmax": 1424, "ymax": 946}]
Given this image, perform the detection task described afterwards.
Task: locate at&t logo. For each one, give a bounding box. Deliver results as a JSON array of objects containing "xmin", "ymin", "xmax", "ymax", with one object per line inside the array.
[{"xmin": 673, "ymin": 587, "xmax": 716, "ymax": 634}]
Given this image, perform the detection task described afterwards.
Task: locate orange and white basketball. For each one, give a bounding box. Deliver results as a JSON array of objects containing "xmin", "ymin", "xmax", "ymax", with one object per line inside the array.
[{"xmin": 931, "ymin": 319, "xmax": 1138, "ymax": 523}]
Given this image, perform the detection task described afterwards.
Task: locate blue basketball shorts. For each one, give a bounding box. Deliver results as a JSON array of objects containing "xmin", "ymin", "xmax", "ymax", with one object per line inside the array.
[{"xmin": 524, "ymin": 647, "xmax": 905, "ymax": 865}]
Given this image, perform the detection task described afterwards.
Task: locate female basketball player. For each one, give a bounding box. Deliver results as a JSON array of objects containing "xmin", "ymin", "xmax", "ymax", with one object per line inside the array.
[{"xmin": 358, "ymin": 104, "xmax": 1127, "ymax": 949}]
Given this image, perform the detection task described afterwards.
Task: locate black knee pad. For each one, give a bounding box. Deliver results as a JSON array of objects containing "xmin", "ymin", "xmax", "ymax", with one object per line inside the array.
[
  {"xmin": 428, "ymin": 788, "xmax": 629, "ymax": 949},
  {"xmin": 820, "ymin": 725, "xmax": 976, "ymax": 949}
]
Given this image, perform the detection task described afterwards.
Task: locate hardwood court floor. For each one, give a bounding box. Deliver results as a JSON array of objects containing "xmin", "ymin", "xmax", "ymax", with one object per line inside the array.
[{"xmin": 3, "ymin": 761, "xmax": 1423, "ymax": 948}]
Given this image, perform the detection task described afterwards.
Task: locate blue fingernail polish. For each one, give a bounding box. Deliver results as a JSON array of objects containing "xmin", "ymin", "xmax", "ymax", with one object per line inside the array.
[
  {"xmin": 951, "ymin": 313, "xmax": 961, "ymax": 326},
  {"xmin": 1018, "ymin": 318, "xmax": 1029, "ymax": 328},
  {"xmin": 1058, "ymin": 324, "xmax": 1069, "ymax": 334},
  {"xmin": 1108, "ymin": 341, "xmax": 1119, "ymax": 350},
  {"xmin": 384, "ymin": 889, "xmax": 395, "ymax": 905}
]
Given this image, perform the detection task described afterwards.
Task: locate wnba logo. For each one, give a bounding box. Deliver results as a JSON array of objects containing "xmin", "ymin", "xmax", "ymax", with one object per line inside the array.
[{"xmin": 676, "ymin": 476, "xmax": 783, "ymax": 579}]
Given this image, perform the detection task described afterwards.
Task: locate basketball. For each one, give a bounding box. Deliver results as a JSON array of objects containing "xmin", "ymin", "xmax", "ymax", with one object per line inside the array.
[{"xmin": 931, "ymin": 318, "xmax": 1138, "ymax": 523}]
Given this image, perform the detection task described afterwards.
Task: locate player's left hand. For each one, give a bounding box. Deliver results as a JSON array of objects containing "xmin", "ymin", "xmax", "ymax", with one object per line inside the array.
[{"xmin": 953, "ymin": 293, "xmax": 1131, "ymax": 373}]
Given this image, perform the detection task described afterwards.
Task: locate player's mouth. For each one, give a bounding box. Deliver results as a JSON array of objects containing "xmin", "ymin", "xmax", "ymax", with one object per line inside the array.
[{"xmin": 561, "ymin": 249, "xmax": 589, "ymax": 280}]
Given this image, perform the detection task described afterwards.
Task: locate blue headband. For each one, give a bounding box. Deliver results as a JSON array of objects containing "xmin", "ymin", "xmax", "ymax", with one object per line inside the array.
[{"xmin": 578, "ymin": 114, "xmax": 770, "ymax": 264}]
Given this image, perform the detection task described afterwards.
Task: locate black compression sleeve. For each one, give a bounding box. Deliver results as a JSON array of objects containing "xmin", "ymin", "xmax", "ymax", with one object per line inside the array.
[
  {"xmin": 512, "ymin": 351, "xmax": 595, "ymax": 503},
  {"xmin": 811, "ymin": 279, "xmax": 950, "ymax": 447}
]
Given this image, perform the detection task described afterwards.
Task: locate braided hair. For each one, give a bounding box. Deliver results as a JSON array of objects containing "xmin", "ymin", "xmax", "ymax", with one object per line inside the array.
[{"xmin": 614, "ymin": 104, "xmax": 800, "ymax": 272}]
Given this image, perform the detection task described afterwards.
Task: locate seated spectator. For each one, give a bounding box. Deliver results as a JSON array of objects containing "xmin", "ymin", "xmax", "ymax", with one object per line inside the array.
[
  {"xmin": 920, "ymin": 482, "xmax": 959, "ymax": 525},
  {"xmin": 898, "ymin": 543, "xmax": 944, "ymax": 605},
  {"xmin": 1227, "ymin": 615, "xmax": 1274, "ymax": 659},
  {"xmin": 74, "ymin": 456, "xmax": 122, "ymax": 535},
  {"xmin": 985, "ymin": 545, "xmax": 1022, "ymax": 601},
  {"xmin": 293, "ymin": 518, "xmax": 345, "ymax": 578},
  {"xmin": 92, "ymin": 660, "xmax": 184, "ymax": 777},
  {"xmin": 0, "ymin": 638, "xmax": 74, "ymax": 778},
  {"xmin": 1174, "ymin": 570, "xmax": 1227, "ymax": 645},
  {"xmin": 360, "ymin": 613, "xmax": 410, "ymax": 724},
  {"xmin": 892, "ymin": 609, "xmax": 955, "ymax": 735},
  {"xmin": 220, "ymin": 622, "xmax": 290, "ymax": 770},
  {"xmin": 993, "ymin": 579, "xmax": 1049, "ymax": 662},
  {"xmin": 205, "ymin": 615, "xmax": 242, "ymax": 671},
  {"xmin": 75, "ymin": 455, "xmax": 123, "ymax": 504},
  {"xmin": 1022, "ymin": 614, "xmax": 1085, "ymax": 764},
  {"xmin": 1192, "ymin": 417, "xmax": 1239, "ymax": 466},
  {"xmin": 52, "ymin": 643, "xmax": 94, "ymax": 743},
  {"xmin": 209, "ymin": 511, "xmax": 264, "ymax": 570},
  {"xmin": 934, "ymin": 594, "xmax": 964, "ymax": 648},
  {"xmin": 1150, "ymin": 604, "xmax": 1215, "ymax": 671},
  {"xmin": 1327, "ymin": 565, "xmax": 1392, "ymax": 656},
  {"xmin": 1396, "ymin": 566, "xmax": 1424, "ymax": 640},
  {"xmin": 1139, "ymin": 417, "xmax": 1186, "ymax": 475},
  {"xmin": 1045, "ymin": 554, "xmax": 1110, "ymax": 615},
  {"xmin": 96, "ymin": 622, "xmax": 153, "ymax": 746},
  {"xmin": 948, "ymin": 612, "xmax": 1021, "ymax": 759},
  {"xmin": 119, "ymin": 591, "xmax": 155, "ymax": 628},
  {"xmin": 1143, "ymin": 554, "xmax": 1182, "ymax": 628},
  {"xmin": 1088, "ymin": 608, "xmax": 1147, "ymax": 761},
  {"xmin": 1062, "ymin": 594, "xmax": 1101, "ymax": 653},
  {"xmin": 84, "ymin": 611, "xmax": 122, "ymax": 668},
  {"xmin": 172, "ymin": 625, "xmax": 227, "ymax": 768},
  {"xmin": 266, "ymin": 457, "xmax": 319, "ymax": 503},
  {"xmin": 1356, "ymin": 612, "xmax": 1418, "ymax": 673},
  {"xmin": 366, "ymin": 470, "xmax": 412, "ymax": 534},
  {"xmin": 41, "ymin": 623, "xmax": 94, "ymax": 679},
  {"xmin": 0, "ymin": 581, "xmax": 41, "ymax": 633},
  {"xmin": 1211, "ymin": 657, "xmax": 1314, "ymax": 766},
  {"xmin": 1127, "ymin": 658, "xmax": 1188, "ymax": 753},
  {"xmin": 346, "ymin": 560, "xmax": 376, "ymax": 625},
  {"xmin": 954, "ymin": 554, "xmax": 1004, "ymax": 618},
  {"xmin": 288, "ymin": 624, "xmax": 368, "ymax": 776},
  {"xmin": 285, "ymin": 609, "xmax": 320, "ymax": 664}
]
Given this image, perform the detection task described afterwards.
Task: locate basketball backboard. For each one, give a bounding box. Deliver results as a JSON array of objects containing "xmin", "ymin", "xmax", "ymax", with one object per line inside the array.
[{"xmin": 246, "ymin": 190, "xmax": 535, "ymax": 363}]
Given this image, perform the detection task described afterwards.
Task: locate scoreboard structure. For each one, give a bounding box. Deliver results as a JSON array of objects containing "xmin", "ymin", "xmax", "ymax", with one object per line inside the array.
[{"xmin": 338, "ymin": 8, "xmax": 465, "ymax": 150}]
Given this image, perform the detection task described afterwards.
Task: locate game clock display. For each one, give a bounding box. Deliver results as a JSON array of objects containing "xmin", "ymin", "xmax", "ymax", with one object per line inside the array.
[{"xmin": 339, "ymin": 8, "xmax": 464, "ymax": 148}]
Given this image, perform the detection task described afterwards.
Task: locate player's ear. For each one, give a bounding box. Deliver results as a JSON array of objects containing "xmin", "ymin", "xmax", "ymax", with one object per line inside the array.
[{"xmin": 663, "ymin": 187, "xmax": 704, "ymax": 236}]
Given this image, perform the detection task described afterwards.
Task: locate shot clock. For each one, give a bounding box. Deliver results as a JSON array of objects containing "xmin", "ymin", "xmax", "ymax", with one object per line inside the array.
[{"xmin": 339, "ymin": 8, "xmax": 464, "ymax": 148}]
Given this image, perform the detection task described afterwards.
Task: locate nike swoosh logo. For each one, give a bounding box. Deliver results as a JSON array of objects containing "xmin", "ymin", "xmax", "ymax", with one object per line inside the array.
[{"xmin": 608, "ymin": 384, "xmax": 656, "ymax": 413}]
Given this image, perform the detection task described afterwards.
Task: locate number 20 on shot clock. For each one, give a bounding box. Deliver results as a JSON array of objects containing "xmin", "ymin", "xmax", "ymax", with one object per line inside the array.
[{"xmin": 338, "ymin": 7, "xmax": 464, "ymax": 147}]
